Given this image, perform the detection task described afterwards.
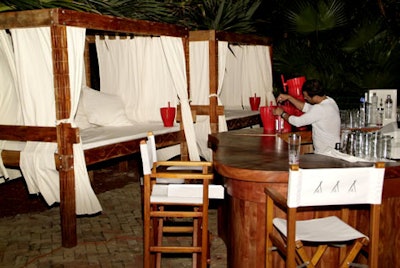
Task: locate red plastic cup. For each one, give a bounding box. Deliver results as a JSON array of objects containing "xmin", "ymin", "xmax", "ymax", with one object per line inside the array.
[
  {"xmin": 249, "ymin": 97, "xmax": 261, "ymax": 111},
  {"xmin": 260, "ymin": 106, "xmax": 276, "ymax": 134},
  {"xmin": 160, "ymin": 107, "xmax": 176, "ymax": 127}
]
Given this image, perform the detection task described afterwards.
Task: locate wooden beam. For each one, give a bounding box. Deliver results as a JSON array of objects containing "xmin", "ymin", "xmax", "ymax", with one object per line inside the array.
[
  {"xmin": 0, "ymin": 125, "xmax": 57, "ymax": 142},
  {"xmin": 0, "ymin": 150, "xmax": 20, "ymax": 168},
  {"xmin": 0, "ymin": 8, "xmax": 188, "ymax": 38},
  {"xmin": 189, "ymin": 30, "xmax": 272, "ymax": 46}
]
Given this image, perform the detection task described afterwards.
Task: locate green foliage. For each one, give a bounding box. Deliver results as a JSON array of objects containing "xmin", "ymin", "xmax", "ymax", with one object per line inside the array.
[
  {"xmin": 272, "ymin": 0, "xmax": 400, "ymax": 109},
  {"xmin": 175, "ymin": 0, "xmax": 262, "ymax": 33},
  {"xmin": 0, "ymin": 0, "xmax": 125, "ymax": 15}
]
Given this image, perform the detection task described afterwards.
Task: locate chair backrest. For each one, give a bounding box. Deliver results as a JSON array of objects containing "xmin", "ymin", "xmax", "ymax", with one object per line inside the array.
[
  {"xmin": 140, "ymin": 132, "xmax": 157, "ymax": 176},
  {"xmin": 287, "ymin": 164, "xmax": 385, "ymax": 208}
]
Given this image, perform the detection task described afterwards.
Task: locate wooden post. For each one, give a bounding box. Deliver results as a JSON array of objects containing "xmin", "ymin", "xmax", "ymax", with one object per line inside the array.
[
  {"xmin": 51, "ymin": 24, "xmax": 77, "ymax": 248},
  {"xmin": 208, "ymin": 31, "xmax": 219, "ymax": 134}
]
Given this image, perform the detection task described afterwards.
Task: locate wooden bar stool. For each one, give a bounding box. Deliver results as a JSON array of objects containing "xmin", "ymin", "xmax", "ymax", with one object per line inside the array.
[{"xmin": 140, "ymin": 134, "xmax": 224, "ymax": 268}]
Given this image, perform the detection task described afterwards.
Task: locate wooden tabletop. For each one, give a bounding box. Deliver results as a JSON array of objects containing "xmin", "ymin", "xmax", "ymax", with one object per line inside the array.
[{"xmin": 208, "ymin": 128, "xmax": 378, "ymax": 183}]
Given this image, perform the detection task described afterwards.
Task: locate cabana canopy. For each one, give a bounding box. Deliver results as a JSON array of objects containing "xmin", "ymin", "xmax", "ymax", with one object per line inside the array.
[{"xmin": 0, "ymin": 8, "xmax": 195, "ymax": 248}]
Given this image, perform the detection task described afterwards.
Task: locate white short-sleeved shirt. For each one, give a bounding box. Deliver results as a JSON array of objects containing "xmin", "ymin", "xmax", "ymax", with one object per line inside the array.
[{"xmin": 288, "ymin": 97, "xmax": 341, "ymax": 153}]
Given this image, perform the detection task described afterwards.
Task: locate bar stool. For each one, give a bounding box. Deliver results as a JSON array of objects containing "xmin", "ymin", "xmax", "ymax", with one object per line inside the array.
[{"xmin": 140, "ymin": 134, "xmax": 224, "ymax": 268}]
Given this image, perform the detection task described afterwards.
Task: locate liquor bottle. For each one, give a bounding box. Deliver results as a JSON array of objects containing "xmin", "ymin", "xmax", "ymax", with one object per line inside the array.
[
  {"xmin": 385, "ymin": 94, "xmax": 393, "ymax": 119},
  {"xmin": 359, "ymin": 97, "xmax": 366, "ymax": 127},
  {"xmin": 376, "ymin": 98, "xmax": 384, "ymax": 126},
  {"xmin": 370, "ymin": 92, "xmax": 378, "ymax": 125}
]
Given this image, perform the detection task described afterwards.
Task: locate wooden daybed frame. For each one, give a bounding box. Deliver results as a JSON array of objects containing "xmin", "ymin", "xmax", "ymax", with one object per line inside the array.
[
  {"xmin": 188, "ymin": 30, "xmax": 273, "ymax": 134},
  {"xmin": 0, "ymin": 8, "xmax": 190, "ymax": 248}
]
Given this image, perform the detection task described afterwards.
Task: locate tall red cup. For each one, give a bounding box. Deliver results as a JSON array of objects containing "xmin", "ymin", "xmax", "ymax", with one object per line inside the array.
[
  {"xmin": 160, "ymin": 107, "xmax": 176, "ymax": 127},
  {"xmin": 260, "ymin": 106, "xmax": 276, "ymax": 134},
  {"xmin": 249, "ymin": 97, "xmax": 261, "ymax": 111}
]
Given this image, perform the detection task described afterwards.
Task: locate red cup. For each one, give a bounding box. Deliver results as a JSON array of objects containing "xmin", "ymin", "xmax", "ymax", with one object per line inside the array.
[
  {"xmin": 260, "ymin": 106, "xmax": 276, "ymax": 134},
  {"xmin": 249, "ymin": 97, "xmax": 261, "ymax": 111},
  {"xmin": 160, "ymin": 107, "xmax": 176, "ymax": 127}
]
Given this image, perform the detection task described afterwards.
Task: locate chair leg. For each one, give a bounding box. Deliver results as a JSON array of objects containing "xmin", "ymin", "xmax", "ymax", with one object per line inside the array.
[
  {"xmin": 339, "ymin": 239, "xmax": 366, "ymax": 268},
  {"xmin": 193, "ymin": 215, "xmax": 199, "ymax": 268},
  {"xmin": 156, "ymin": 206, "xmax": 164, "ymax": 268},
  {"xmin": 295, "ymin": 242, "xmax": 317, "ymax": 268}
]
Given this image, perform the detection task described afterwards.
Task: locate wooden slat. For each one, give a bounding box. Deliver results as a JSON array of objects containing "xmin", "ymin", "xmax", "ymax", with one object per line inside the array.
[
  {"xmin": 0, "ymin": 8, "xmax": 188, "ymax": 37},
  {"xmin": 83, "ymin": 130, "xmax": 185, "ymax": 166},
  {"xmin": 0, "ymin": 150, "xmax": 20, "ymax": 168},
  {"xmin": 189, "ymin": 30, "xmax": 272, "ymax": 46},
  {"xmin": 189, "ymin": 105, "xmax": 224, "ymax": 116},
  {"xmin": 0, "ymin": 125, "xmax": 58, "ymax": 142}
]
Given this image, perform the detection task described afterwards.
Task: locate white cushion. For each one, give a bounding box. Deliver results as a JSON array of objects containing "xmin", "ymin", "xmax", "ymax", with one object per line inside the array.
[
  {"xmin": 74, "ymin": 90, "xmax": 93, "ymax": 129},
  {"xmin": 82, "ymin": 87, "xmax": 133, "ymax": 127},
  {"xmin": 273, "ymin": 216, "xmax": 366, "ymax": 242}
]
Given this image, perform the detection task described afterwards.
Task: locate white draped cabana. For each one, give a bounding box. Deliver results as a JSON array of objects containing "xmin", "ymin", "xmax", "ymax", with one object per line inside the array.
[
  {"xmin": 0, "ymin": 8, "xmax": 193, "ymax": 248},
  {"xmin": 0, "ymin": 27, "xmax": 101, "ymax": 214}
]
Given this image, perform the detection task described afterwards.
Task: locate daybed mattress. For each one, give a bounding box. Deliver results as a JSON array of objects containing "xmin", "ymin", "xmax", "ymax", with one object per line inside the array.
[
  {"xmin": 224, "ymin": 109, "xmax": 260, "ymax": 121},
  {"xmin": 1, "ymin": 123, "xmax": 180, "ymax": 151},
  {"xmin": 80, "ymin": 123, "xmax": 180, "ymax": 150}
]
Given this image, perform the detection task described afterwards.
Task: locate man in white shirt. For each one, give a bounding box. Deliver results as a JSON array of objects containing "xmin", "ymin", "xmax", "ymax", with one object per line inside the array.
[{"xmin": 273, "ymin": 79, "xmax": 341, "ymax": 153}]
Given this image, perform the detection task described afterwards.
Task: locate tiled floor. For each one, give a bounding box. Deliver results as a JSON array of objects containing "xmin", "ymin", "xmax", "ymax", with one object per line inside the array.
[{"xmin": 0, "ymin": 168, "xmax": 227, "ymax": 267}]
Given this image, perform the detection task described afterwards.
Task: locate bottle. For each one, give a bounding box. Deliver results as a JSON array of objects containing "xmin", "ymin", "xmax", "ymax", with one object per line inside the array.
[
  {"xmin": 376, "ymin": 98, "xmax": 384, "ymax": 126},
  {"xmin": 364, "ymin": 92, "xmax": 371, "ymax": 126},
  {"xmin": 385, "ymin": 94, "xmax": 393, "ymax": 119},
  {"xmin": 370, "ymin": 92, "xmax": 378, "ymax": 125},
  {"xmin": 359, "ymin": 97, "xmax": 366, "ymax": 127}
]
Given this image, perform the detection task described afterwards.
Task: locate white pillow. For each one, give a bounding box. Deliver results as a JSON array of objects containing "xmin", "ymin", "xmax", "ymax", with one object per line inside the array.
[
  {"xmin": 74, "ymin": 91, "xmax": 93, "ymax": 129},
  {"xmin": 82, "ymin": 87, "xmax": 133, "ymax": 127}
]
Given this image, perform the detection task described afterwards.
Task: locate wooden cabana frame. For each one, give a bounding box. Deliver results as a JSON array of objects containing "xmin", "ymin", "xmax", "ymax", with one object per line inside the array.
[
  {"xmin": 189, "ymin": 30, "xmax": 273, "ymax": 134},
  {"xmin": 0, "ymin": 8, "xmax": 190, "ymax": 248}
]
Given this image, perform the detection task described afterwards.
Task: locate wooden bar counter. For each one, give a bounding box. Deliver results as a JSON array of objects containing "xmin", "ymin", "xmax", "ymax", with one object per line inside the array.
[{"xmin": 208, "ymin": 128, "xmax": 400, "ymax": 268}]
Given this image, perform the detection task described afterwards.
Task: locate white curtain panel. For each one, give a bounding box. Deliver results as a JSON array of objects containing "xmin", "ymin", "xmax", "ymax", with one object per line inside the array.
[
  {"xmin": 96, "ymin": 36, "xmax": 179, "ymax": 123},
  {"xmin": 217, "ymin": 41, "xmax": 229, "ymax": 132},
  {"xmin": 241, "ymin": 46, "xmax": 275, "ymax": 107},
  {"xmin": 161, "ymin": 36, "xmax": 200, "ymax": 161},
  {"xmin": 188, "ymin": 40, "xmax": 229, "ymax": 160},
  {"xmin": 11, "ymin": 27, "xmax": 101, "ymax": 214},
  {"xmin": 220, "ymin": 44, "xmax": 274, "ymax": 109},
  {"xmin": 189, "ymin": 41, "xmax": 212, "ymax": 160},
  {"xmin": 0, "ymin": 30, "xmax": 23, "ymax": 181}
]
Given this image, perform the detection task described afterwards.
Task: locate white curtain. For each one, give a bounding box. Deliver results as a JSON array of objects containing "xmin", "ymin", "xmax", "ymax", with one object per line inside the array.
[
  {"xmin": 217, "ymin": 41, "xmax": 229, "ymax": 132},
  {"xmin": 160, "ymin": 36, "xmax": 200, "ymax": 161},
  {"xmin": 96, "ymin": 35, "xmax": 200, "ymax": 161},
  {"xmin": 220, "ymin": 45, "xmax": 274, "ymax": 108},
  {"xmin": 0, "ymin": 30, "xmax": 23, "ymax": 182},
  {"xmin": 189, "ymin": 41, "xmax": 229, "ymax": 160},
  {"xmin": 11, "ymin": 27, "xmax": 101, "ymax": 214}
]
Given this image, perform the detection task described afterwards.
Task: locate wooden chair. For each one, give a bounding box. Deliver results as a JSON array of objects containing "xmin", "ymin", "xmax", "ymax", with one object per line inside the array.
[
  {"xmin": 140, "ymin": 134, "xmax": 224, "ymax": 268},
  {"xmin": 265, "ymin": 162, "xmax": 385, "ymax": 268}
]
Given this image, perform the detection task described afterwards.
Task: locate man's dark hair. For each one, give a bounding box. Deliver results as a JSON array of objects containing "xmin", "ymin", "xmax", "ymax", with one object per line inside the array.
[{"xmin": 302, "ymin": 79, "xmax": 325, "ymax": 97}]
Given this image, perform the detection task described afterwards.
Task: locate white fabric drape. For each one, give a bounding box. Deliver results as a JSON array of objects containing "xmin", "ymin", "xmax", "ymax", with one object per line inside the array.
[
  {"xmin": 11, "ymin": 27, "xmax": 101, "ymax": 214},
  {"xmin": 190, "ymin": 41, "xmax": 212, "ymax": 160},
  {"xmin": 220, "ymin": 45, "xmax": 274, "ymax": 108},
  {"xmin": 96, "ymin": 36, "xmax": 178, "ymax": 123},
  {"xmin": 96, "ymin": 35, "xmax": 199, "ymax": 161},
  {"xmin": 160, "ymin": 36, "xmax": 200, "ymax": 161},
  {"xmin": 0, "ymin": 30, "xmax": 23, "ymax": 182},
  {"xmin": 189, "ymin": 40, "xmax": 229, "ymax": 160},
  {"xmin": 217, "ymin": 42, "xmax": 229, "ymax": 132}
]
